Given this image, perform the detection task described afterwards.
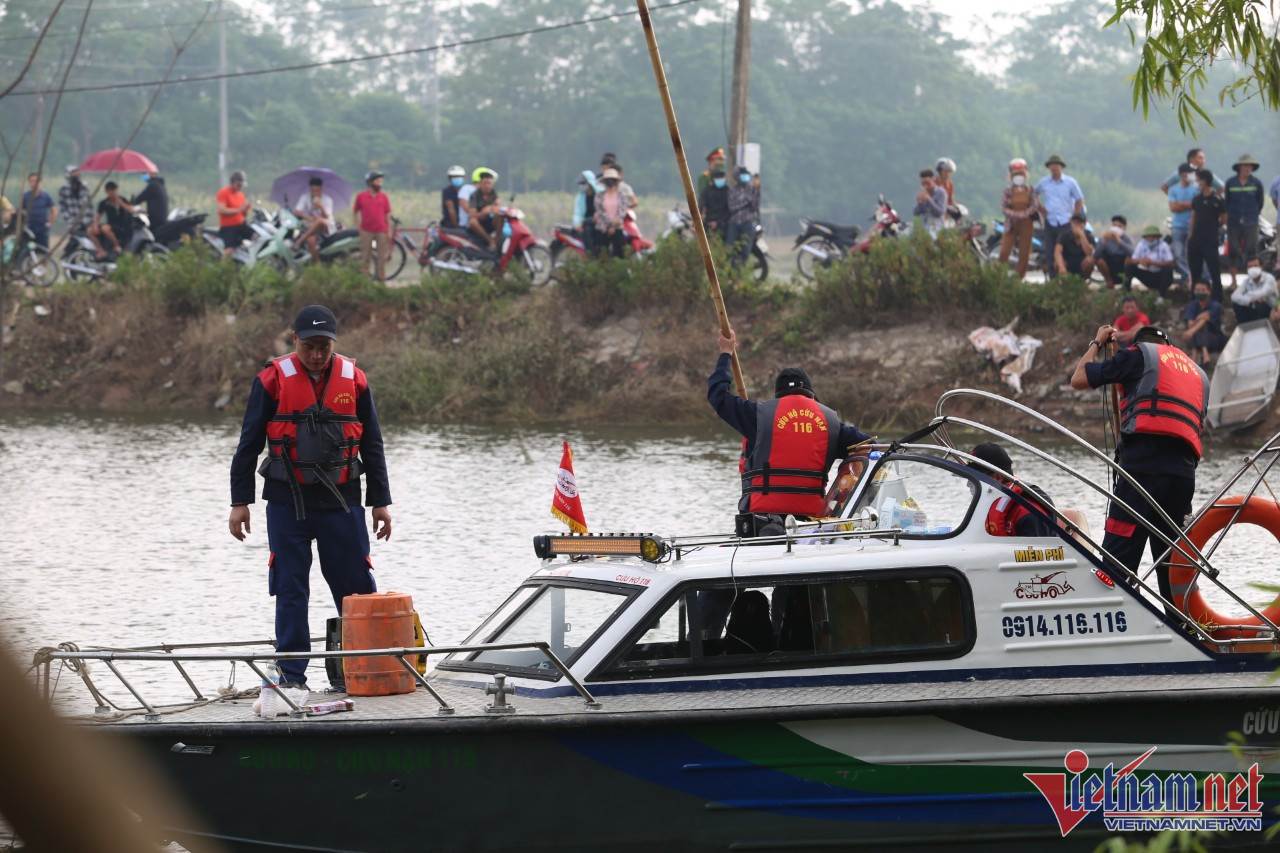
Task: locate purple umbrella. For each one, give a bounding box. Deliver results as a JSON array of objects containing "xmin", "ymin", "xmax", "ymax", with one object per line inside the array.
[{"xmin": 270, "ymin": 167, "xmax": 352, "ymax": 210}]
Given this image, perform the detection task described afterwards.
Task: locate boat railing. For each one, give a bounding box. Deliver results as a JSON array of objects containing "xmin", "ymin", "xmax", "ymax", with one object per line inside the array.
[
  {"xmin": 927, "ymin": 388, "xmax": 1280, "ymax": 649},
  {"xmin": 32, "ymin": 638, "xmax": 602, "ymax": 722}
]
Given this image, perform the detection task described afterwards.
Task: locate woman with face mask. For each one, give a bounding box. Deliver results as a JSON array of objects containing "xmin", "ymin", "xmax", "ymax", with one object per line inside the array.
[
  {"xmin": 1231, "ymin": 257, "xmax": 1278, "ymax": 323},
  {"xmin": 998, "ymin": 158, "xmax": 1036, "ymax": 279},
  {"xmin": 441, "ymin": 165, "xmax": 466, "ymax": 228}
]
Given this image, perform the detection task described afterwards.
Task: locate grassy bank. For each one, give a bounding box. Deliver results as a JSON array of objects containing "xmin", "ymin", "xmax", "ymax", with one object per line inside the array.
[{"xmin": 1, "ymin": 236, "xmax": 1170, "ymax": 430}]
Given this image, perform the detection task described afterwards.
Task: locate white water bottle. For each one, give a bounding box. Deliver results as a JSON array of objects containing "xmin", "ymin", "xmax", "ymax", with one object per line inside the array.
[{"xmin": 258, "ymin": 663, "xmax": 281, "ymax": 718}]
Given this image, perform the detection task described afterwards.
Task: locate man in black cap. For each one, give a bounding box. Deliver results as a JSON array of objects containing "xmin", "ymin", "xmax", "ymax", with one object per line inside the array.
[
  {"xmin": 967, "ymin": 443, "xmax": 1055, "ymax": 537},
  {"xmin": 228, "ymin": 305, "xmax": 393, "ymax": 703},
  {"xmin": 1070, "ymin": 322, "xmax": 1208, "ymax": 598},
  {"xmin": 708, "ymin": 328, "xmax": 871, "ymax": 532}
]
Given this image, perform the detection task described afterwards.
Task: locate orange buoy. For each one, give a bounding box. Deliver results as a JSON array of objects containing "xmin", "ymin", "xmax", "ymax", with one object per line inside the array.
[
  {"xmin": 341, "ymin": 591, "xmax": 417, "ymax": 696},
  {"xmin": 1168, "ymin": 495, "xmax": 1280, "ymax": 641}
]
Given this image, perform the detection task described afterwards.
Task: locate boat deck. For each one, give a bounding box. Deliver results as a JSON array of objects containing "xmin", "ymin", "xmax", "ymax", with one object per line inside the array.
[{"xmin": 75, "ymin": 669, "xmax": 1280, "ymax": 730}]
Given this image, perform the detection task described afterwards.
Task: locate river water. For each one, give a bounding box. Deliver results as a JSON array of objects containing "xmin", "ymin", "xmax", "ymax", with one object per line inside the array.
[{"xmin": 1, "ymin": 411, "xmax": 1276, "ymax": 711}]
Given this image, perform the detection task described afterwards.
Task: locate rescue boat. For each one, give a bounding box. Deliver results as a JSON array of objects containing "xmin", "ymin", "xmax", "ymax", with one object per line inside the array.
[{"xmin": 34, "ymin": 390, "xmax": 1280, "ymax": 851}]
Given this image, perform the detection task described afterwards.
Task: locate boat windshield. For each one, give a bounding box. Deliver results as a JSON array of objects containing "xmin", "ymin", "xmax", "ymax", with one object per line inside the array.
[
  {"xmin": 446, "ymin": 582, "xmax": 633, "ymax": 674},
  {"xmin": 846, "ymin": 456, "xmax": 977, "ymax": 536}
]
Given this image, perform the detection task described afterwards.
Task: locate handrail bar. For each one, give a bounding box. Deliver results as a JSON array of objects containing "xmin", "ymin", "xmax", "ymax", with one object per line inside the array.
[{"xmin": 37, "ymin": 640, "xmax": 602, "ymax": 719}]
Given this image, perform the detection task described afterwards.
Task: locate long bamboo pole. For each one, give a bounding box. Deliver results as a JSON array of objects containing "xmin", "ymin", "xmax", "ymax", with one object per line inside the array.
[{"xmin": 635, "ymin": 0, "xmax": 747, "ymax": 398}]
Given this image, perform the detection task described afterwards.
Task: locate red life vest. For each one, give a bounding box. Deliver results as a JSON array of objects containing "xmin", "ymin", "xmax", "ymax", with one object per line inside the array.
[
  {"xmin": 1118, "ymin": 343, "xmax": 1209, "ymax": 459},
  {"xmin": 259, "ymin": 352, "xmax": 364, "ymax": 517},
  {"xmin": 741, "ymin": 395, "xmax": 841, "ymax": 517},
  {"xmin": 985, "ymin": 483, "xmax": 1048, "ymax": 537}
]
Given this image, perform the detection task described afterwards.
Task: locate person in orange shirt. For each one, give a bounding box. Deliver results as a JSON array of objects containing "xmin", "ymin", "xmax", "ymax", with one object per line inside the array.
[
  {"xmin": 216, "ymin": 170, "xmax": 253, "ymax": 259},
  {"xmin": 1112, "ymin": 295, "xmax": 1151, "ymax": 345}
]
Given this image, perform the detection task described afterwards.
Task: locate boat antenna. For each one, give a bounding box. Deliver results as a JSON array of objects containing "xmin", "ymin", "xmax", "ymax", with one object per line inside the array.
[{"xmin": 635, "ymin": 0, "xmax": 747, "ymax": 399}]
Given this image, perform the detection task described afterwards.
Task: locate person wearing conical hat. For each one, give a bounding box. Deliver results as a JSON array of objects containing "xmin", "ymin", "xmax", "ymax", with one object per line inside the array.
[
  {"xmin": 1224, "ymin": 154, "xmax": 1265, "ymax": 289},
  {"xmin": 1124, "ymin": 224, "xmax": 1174, "ymax": 296}
]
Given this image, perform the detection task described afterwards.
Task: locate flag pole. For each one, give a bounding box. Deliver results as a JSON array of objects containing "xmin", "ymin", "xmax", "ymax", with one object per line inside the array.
[{"xmin": 635, "ymin": 0, "xmax": 747, "ymax": 399}]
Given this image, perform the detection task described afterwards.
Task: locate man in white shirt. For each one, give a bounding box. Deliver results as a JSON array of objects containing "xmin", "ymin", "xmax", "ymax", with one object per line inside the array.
[
  {"xmin": 294, "ymin": 177, "xmax": 335, "ymax": 261},
  {"xmin": 1125, "ymin": 225, "xmax": 1175, "ymax": 295},
  {"xmin": 1234, "ymin": 257, "xmax": 1278, "ymax": 323}
]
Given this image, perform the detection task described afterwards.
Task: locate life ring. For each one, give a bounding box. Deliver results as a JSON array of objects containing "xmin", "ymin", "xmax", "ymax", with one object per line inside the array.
[{"xmin": 1167, "ymin": 495, "xmax": 1280, "ymax": 640}]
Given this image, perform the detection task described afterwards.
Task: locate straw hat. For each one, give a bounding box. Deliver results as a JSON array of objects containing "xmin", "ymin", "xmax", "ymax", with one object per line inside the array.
[{"xmin": 1233, "ymin": 154, "xmax": 1260, "ymax": 172}]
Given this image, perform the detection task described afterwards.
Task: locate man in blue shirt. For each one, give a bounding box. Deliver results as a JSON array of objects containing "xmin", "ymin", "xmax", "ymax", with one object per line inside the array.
[
  {"xmin": 1035, "ymin": 154, "xmax": 1084, "ymax": 278},
  {"xmin": 19, "ymin": 172, "xmax": 56, "ymax": 248},
  {"xmin": 1224, "ymin": 154, "xmax": 1265, "ymax": 288},
  {"xmin": 1167, "ymin": 163, "xmax": 1198, "ymax": 284},
  {"xmin": 1180, "ymin": 280, "xmax": 1226, "ymax": 367}
]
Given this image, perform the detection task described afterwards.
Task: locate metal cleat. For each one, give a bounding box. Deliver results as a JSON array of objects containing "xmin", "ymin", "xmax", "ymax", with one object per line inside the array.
[{"xmin": 484, "ymin": 672, "xmax": 516, "ymax": 714}]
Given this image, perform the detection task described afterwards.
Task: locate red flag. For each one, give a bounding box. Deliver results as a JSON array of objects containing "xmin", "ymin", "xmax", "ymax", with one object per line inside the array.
[{"xmin": 551, "ymin": 441, "xmax": 588, "ymax": 533}]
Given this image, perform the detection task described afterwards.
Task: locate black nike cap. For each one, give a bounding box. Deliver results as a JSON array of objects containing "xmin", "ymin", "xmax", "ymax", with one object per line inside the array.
[{"xmin": 294, "ymin": 304, "xmax": 338, "ymax": 340}]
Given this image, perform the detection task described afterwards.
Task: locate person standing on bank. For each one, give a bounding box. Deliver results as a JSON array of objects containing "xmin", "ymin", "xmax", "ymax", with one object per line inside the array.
[
  {"xmin": 353, "ymin": 170, "xmax": 392, "ymax": 283},
  {"xmin": 709, "ymin": 328, "xmax": 872, "ymax": 529},
  {"xmin": 229, "ymin": 305, "xmax": 393, "ymax": 697},
  {"xmin": 1035, "ymin": 154, "xmax": 1085, "ymax": 278},
  {"xmin": 1069, "ymin": 323, "xmax": 1208, "ymax": 600}
]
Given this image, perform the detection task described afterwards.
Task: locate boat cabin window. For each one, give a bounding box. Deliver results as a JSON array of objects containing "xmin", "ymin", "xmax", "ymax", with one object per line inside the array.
[
  {"xmin": 601, "ymin": 570, "xmax": 971, "ymax": 678},
  {"xmin": 846, "ymin": 457, "xmax": 977, "ymax": 536},
  {"xmin": 443, "ymin": 582, "xmax": 633, "ymax": 676}
]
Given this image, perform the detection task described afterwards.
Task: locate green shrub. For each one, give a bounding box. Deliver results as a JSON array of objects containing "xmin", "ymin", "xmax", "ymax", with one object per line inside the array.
[{"xmin": 799, "ymin": 229, "xmax": 1121, "ymax": 331}]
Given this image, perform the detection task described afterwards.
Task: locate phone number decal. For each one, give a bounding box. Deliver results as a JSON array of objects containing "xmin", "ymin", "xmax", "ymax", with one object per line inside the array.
[{"xmin": 1001, "ymin": 610, "xmax": 1128, "ymax": 638}]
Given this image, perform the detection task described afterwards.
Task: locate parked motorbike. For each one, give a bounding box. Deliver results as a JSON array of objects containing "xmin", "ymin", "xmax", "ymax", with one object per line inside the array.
[
  {"xmin": 428, "ymin": 204, "xmax": 552, "ymax": 286},
  {"xmin": 2, "ymin": 222, "xmax": 59, "ymax": 286},
  {"xmin": 795, "ymin": 195, "xmax": 906, "ymax": 280},
  {"xmin": 61, "ymin": 212, "xmax": 168, "ymax": 281},
  {"xmin": 153, "ymin": 208, "xmax": 209, "ymax": 252},
  {"xmin": 793, "ymin": 217, "xmax": 861, "ymax": 280}
]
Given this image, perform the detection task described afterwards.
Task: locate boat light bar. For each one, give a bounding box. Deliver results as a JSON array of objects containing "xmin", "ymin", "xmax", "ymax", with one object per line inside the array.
[{"xmin": 533, "ymin": 533, "xmax": 666, "ymax": 562}]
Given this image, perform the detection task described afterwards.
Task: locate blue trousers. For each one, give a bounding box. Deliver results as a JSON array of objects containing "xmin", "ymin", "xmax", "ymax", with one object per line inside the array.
[{"xmin": 266, "ymin": 502, "xmax": 376, "ymax": 684}]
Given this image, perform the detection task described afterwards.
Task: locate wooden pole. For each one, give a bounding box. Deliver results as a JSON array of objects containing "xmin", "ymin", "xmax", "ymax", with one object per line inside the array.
[
  {"xmin": 728, "ymin": 0, "xmax": 751, "ymax": 171},
  {"xmin": 635, "ymin": 0, "xmax": 747, "ymax": 399}
]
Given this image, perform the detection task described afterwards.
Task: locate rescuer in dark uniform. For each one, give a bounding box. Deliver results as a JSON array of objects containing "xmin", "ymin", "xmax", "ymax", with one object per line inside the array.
[
  {"xmin": 228, "ymin": 305, "xmax": 393, "ymax": 693},
  {"xmin": 967, "ymin": 442, "xmax": 1056, "ymax": 538},
  {"xmin": 708, "ymin": 328, "xmax": 872, "ymax": 534},
  {"xmin": 1069, "ymin": 324, "xmax": 1209, "ymax": 598}
]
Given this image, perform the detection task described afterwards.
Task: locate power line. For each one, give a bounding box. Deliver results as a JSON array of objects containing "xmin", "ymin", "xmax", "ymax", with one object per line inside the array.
[
  {"xmin": 0, "ymin": 0, "xmax": 429, "ymax": 42},
  {"xmin": 5, "ymin": 0, "xmax": 707, "ymax": 96}
]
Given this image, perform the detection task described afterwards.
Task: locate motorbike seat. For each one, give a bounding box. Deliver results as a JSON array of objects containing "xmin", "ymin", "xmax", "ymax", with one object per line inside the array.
[
  {"xmin": 320, "ymin": 229, "xmax": 357, "ymax": 248},
  {"xmin": 813, "ymin": 220, "xmax": 861, "ymax": 241},
  {"xmin": 554, "ymin": 224, "xmax": 577, "ymax": 233},
  {"xmin": 440, "ymin": 225, "xmax": 478, "ymax": 238}
]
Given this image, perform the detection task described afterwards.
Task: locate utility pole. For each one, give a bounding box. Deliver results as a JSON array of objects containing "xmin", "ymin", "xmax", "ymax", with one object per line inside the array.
[
  {"xmin": 426, "ymin": 1, "xmax": 441, "ymax": 144},
  {"xmin": 218, "ymin": 0, "xmax": 228, "ymax": 187},
  {"xmin": 727, "ymin": 0, "xmax": 751, "ymax": 170}
]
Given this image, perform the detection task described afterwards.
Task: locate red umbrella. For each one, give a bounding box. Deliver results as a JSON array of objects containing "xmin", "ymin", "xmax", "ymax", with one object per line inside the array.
[{"xmin": 78, "ymin": 148, "xmax": 158, "ymax": 173}]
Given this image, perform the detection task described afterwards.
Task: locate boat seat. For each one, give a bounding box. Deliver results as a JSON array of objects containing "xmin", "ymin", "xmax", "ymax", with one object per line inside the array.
[
  {"xmin": 723, "ymin": 590, "xmax": 774, "ymax": 655},
  {"xmin": 814, "ymin": 583, "xmax": 868, "ymax": 653},
  {"xmin": 773, "ymin": 586, "xmax": 816, "ymax": 653}
]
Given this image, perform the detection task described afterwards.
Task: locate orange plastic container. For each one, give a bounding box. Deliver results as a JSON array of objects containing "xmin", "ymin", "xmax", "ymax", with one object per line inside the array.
[{"xmin": 341, "ymin": 591, "xmax": 417, "ymax": 696}]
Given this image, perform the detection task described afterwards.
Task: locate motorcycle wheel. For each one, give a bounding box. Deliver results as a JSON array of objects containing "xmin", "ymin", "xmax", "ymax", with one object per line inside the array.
[
  {"xmin": 261, "ymin": 254, "xmax": 291, "ymax": 277},
  {"xmin": 522, "ymin": 244, "xmax": 553, "ymax": 287},
  {"xmin": 435, "ymin": 246, "xmax": 472, "ymax": 273},
  {"xmin": 385, "ymin": 239, "xmax": 407, "ymax": 280},
  {"xmin": 64, "ymin": 248, "xmax": 101, "ymax": 282},
  {"xmin": 796, "ymin": 238, "xmax": 838, "ymax": 281},
  {"xmin": 140, "ymin": 243, "xmax": 169, "ymax": 265},
  {"xmin": 751, "ymin": 250, "xmax": 769, "ymax": 282},
  {"xmin": 20, "ymin": 245, "xmax": 60, "ymax": 287}
]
